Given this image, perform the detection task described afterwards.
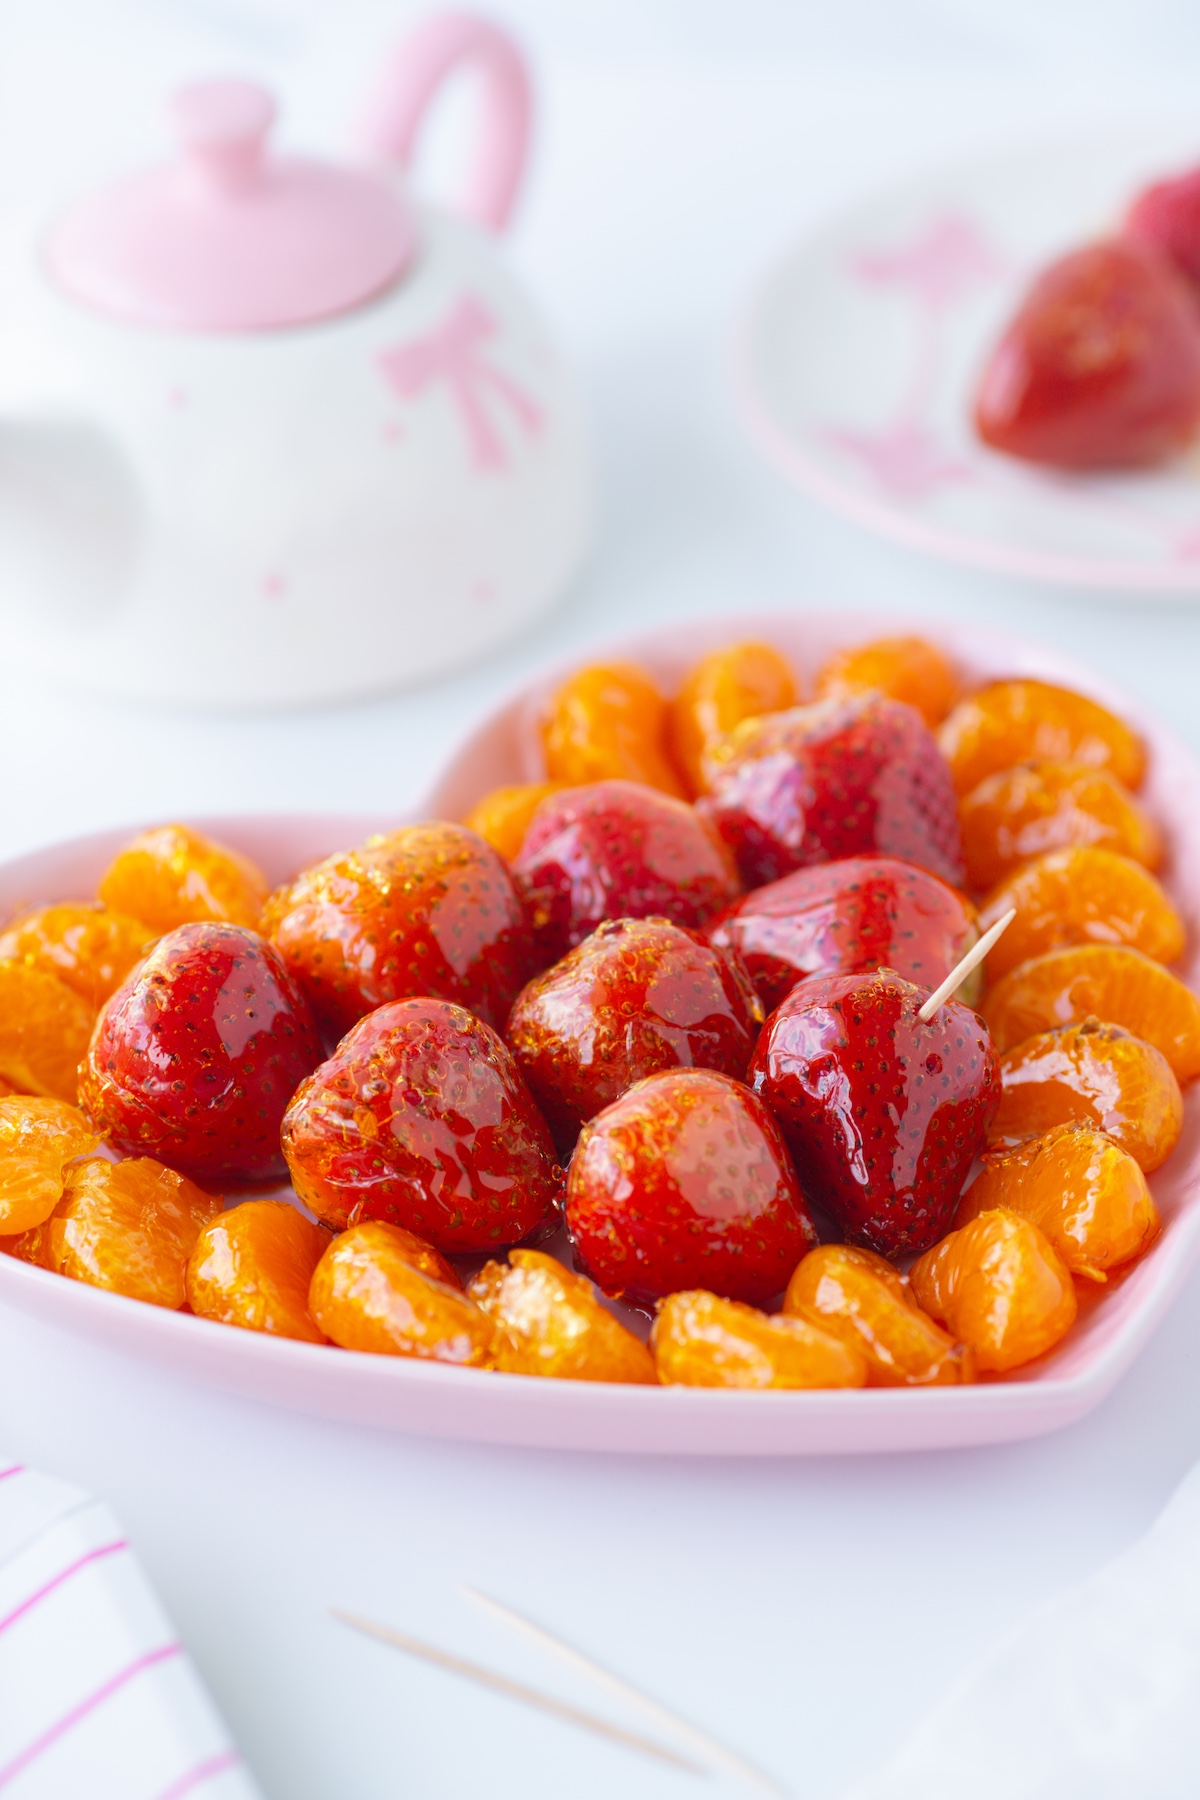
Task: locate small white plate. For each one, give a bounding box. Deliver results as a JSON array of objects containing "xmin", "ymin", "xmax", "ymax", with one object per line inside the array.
[{"xmin": 736, "ymin": 131, "xmax": 1200, "ymax": 592}]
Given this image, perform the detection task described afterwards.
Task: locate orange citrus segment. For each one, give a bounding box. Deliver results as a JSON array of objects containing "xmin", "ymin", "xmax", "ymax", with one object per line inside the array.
[
  {"xmin": 910, "ymin": 1207, "xmax": 1077, "ymax": 1372},
  {"xmin": 0, "ymin": 961, "xmax": 95, "ymax": 1103},
  {"xmin": 463, "ymin": 784, "xmax": 569, "ymax": 862},
  {"xmin": 982, "ymin": 943, "xmax": 1200, "ymax": 1083},
  {"xmin": 669, "ymin": 642, "xmax": 798, "ymax": 796},
  {"xmin": 468, "ymin": 1250, "xmax": 657, "ymax": 1383},
  {"xmin": 541, "ymin": 663, "xmax": 685, "ymax": 797},
  {"xmin": 814, "ymin": 635, "xmax": 958, "ymax": 727},
  {"xmin": 652, "ymin": 1289, "xmax": 867, "ymax": 1388},
  {"xmin": 990, "ymin": 1020, "xmax": 1182, "ymax": 1172},
  {"xmin": 939, "ymin": 678, "xmax": 1146, "ymax": 796},
  {"xmin": 959, "ymin": 760, "xmax": 1162, "ymax": 891},
  {"xmin": 97, "ymin": 823, "xmax": 269, "ymax": 933},
  {"xmin": 979, "ymin": 847, "xmax": 1184, "ymax": 981}
]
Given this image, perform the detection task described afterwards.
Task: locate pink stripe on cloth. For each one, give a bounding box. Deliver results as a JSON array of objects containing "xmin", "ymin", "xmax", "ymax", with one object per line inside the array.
[
  {"xmin": 0, "ymin": 1466, "xmax": 23, "ymax": 1483},
  {"xmin": 155, "ymin": 1749, "xmax": 241, "ymax": 1799},
  {"xmin": 0, "ymin": 1641, "xmax": 182, "ymax": 1789},
  {"xmin": 0, "ymin": 1539, "xmax": 127, "ymax": 1637}
]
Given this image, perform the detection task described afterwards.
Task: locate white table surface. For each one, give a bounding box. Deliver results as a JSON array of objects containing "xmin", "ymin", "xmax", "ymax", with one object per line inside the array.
[{"xmin": 4, "ymin": 5, "xmax": 1200, "ymax": 1796}]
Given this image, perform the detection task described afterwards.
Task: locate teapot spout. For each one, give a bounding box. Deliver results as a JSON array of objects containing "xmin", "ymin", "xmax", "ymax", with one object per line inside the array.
[
  {"xmin": 357, "ymin": 12, "xmax": 531, "ymax": 232},
  {"xmin": 0, "ymin": 416, "xmax": 143, "ymax": 630}
]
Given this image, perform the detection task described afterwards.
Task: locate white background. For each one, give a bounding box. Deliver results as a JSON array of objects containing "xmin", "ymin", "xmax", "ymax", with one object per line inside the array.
[{"xmin": 3, "ymin": 3, "xmax": 1200, "ymax": 1796}]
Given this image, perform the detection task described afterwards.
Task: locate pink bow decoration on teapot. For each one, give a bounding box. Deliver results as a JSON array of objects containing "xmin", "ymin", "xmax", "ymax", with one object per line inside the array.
[{"xmin": 378, "ymin": 295, "xmax": 543, "ymax": 471}]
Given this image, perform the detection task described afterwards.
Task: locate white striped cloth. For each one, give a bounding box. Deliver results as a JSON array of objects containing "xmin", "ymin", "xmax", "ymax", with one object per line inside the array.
[{"xmin": 0, "ymin": 1459, "xmax": 260, "ymax": 1799}]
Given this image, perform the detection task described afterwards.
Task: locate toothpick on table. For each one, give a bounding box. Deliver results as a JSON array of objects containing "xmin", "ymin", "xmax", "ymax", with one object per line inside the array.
[
  {"xmin": 917, "ymin": 908, "xmax": 1016, "ymax": 1023},
  {"xmin": 460, "ymin": 1585, "xmax": 786, "ymax": 1798},
  {"xmin": 330, "ymin": 1608, "xmax": 705, "ymax": 1778}
]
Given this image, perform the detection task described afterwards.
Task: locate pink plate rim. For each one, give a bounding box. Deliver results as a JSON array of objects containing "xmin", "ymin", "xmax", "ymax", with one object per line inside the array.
[{"xmin": 1, "ymin": 611, "xmax": 1198, "ymax": 1455}]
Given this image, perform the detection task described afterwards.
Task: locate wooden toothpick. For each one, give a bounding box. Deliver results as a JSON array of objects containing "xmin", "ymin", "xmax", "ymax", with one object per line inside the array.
[
  {"xmin": 917, "ymin": 908, "xmax": 1016, "ymax": 1022},
  {"xmin": 330, "ymin": 1609, "xmax": 706, "ymax": 1777},
  {"xmin": 460, "ymin": 1586, "xmax": 786, "ymax": 1798}
]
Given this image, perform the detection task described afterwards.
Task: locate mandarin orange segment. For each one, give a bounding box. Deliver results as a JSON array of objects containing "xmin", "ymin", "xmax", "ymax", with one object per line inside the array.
[
  {"xmin": 97, "ymin": 824, "xmax": 270, "ymax": 933},
  {"xmin": 959, "ymin": 761, "xmax": 1162, "ymax": 892},
  {"xmin": 468, "ymin": 1249, "xmax": 657, "ymax": 1383},
  {"xmin": 668, "ymin": 642, "xmax": 798, "ymax": 796},
  {"xmin": 979, "ymin": 847, "xmax": 1185, "ymax": 982},
  {"xmin": 652, "ymin": 1289, "xmax": 867, "ymax": 1389},
  {"xmin": 0, "ymin": 903, "xmax": 156, "ymax": 1010},
  {"xmin": 990, "ymin": 1020, "xmax": 1182, "ymax": 1172},
  {"xmin": 909, "ymin": 1207, "xmax": 1077, "ymax": 1372},
  {"xmin": 463, "ymin": 783, "xmax": 569, "ymax": 862},
  {"xmin": 541, "ymin": 663, "xmax": 685, "ymax": 797},
  {"xmin": 36, "ymin": 1155, "xmax": 221, "ymax": 1308},
  {"xmin": 308, "ymin": 1221, "xmax": 494, "ymax": 1363},
  {"xmin": 0, "ymin": 1097, "xmax": 99, "ymax": 1234},
  {"xmin": 958, "ymin": 1122, "xmax": 1159, "ymax": 1283},
  {"xmin": 783, "ymin": 1243, "xmax": 974, "ymax": 1386},
  {"xmin": 186, "ymin": 1199, "xmax": 331, "ymax": 1342},
  {"xmin": 813, "ymin": 636, "xmax": 958, "ymax": 728},
  {"xmin": 0, "ymin": 961, "xmax": 95, "ymax": 1103},
  {"xmin": 983, "ymin": 944, "xmax": 1200, "ymax": 1083},
  {"xmin": 938, "ymin": 678, "xmax": 1146, "ymax": 796}
]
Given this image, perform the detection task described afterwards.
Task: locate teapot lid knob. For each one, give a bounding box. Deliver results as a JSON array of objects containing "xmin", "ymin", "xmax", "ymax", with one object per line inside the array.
[
  {"xmin": 45, "ymin": 77, "xmax": 415, "ymax": 331},
  {"xmin": 172, "ymin": 80, "xmax": 276, "ymax": 191}
]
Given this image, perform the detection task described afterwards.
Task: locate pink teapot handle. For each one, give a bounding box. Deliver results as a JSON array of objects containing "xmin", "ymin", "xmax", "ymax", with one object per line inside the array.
[{"xmin": 357, "ymin": 12, "xmax": 531, "ymax": 233}]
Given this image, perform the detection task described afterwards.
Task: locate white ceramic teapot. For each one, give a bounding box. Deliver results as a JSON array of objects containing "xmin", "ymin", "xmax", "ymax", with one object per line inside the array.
[{"xmin": 0, "ymin": 14, "xmax": 593, "ymax": 705}]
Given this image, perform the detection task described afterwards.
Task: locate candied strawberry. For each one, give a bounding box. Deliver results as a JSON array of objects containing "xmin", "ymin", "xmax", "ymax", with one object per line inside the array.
[
  {"xmin": 511, "ymin": 779, "xmax": 739, "ymax": 963},
  {"xmin": 749, "ymin": 967, "xmax": 1000, "ymax": 1258},
  {"xmin": 507, "ymin": 916, "xmax": 763, "ymax": 1147},
  {"xmin": 708, "ymin": 856, "xmax": 978, "ymax": 1012},
  {"xmin": 566, "ymin": 1068, "xmax": 817, "ymax": 1307},
  {"xmin": 262, "ymin": 822, "xmax": 533, "ymax": 1040},
  {"xmin": 974, "ymin": 238, "xmax": 1200, "ymax": 468},
  {"xmin": 281, "ymin": 997, "xmax": 561, "ymax": 1253},
  {"xmin": 699, "ymin": 694, "xmax": 963, "ymax": 890},
  {"xmin": 79, "ymin": 923, "xmax": 323, "ymax": 1185},
  {"xmin": 1127, "ymin": 166, "xmax": 1200, "ymax": 290}
]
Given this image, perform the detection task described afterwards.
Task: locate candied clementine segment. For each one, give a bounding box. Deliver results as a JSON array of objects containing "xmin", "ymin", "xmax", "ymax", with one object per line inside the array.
[
  {"xmin": 469, "ymin": 1249, "xmax": 657, "ymax": 1383},
  {"xmin": 0, "ymin": 903, "xmax": 156, "ymax": 1010},
  {"xmin": 0, "ymin": 960, "xmax": 95, "ymax": 1103},
  {"xmin": 669, "ymin": 642, "xmax": 798, "ymax": 796},
  {"xmin": 983, "ymin": 944, "xmax": 1200, "ymax": 1084},
  {"xmin": 991, "ymin": 1020, "xmax": 1182, "ymax": 1172},
  {"xmin": 32, "ymin": 1155, "xmax": 220, "ymax": 1308},
  {"xmin": 541, "ymin": 663, "xmax": 685, "ymax": 797},
  {"xmin": 939, "ymin": 678, "xmax": 1146, "ymax": 796},
  {"xmin": 909, "ymin": 1208, "xmax": 1077, "ymax": 1372},
  {"xmin": 652, "ymin": 1289, "xmax": 867, "ymax": 1389},
  {"xmin": 979, "ymin": 847, "xmax": 1184, "ymax": 982},
  {"xmin": 958, "ymin": 1123, "xmax": 1158, "ymax": 1283},
  {"xmin": 959, "ymin": 760, "xmax": 1161, "ymax": 892},
  {"xmin": 814, "ymin": 636, "xmax": 958, "ymax": 728},
  {"xmin": 186, "ymin": 1199, "xmax": 331, "ymax": 1342},
  {"xmin": 783, "ymin": 1243, "xmax": 974, "ymax": 1386},
  {"xmin": 0, "ymin": 1097, "xmax": 99, "ymax": 1234},
  {"xmin": 308, "ymin": 1221, "xmax": 493, "ymax": 1363},
  {"xmin": 97, "ymin": 824, "xmax": 269, "ymax": 933},
  {"xmin": 464, "ymin": 783, "xmax": 569, "ymax": 862}
]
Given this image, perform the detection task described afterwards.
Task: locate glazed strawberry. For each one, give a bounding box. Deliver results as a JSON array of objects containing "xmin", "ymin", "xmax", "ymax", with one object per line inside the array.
[
  {"xmin": 511, "ymin": 779, "xmax": 739, "ymax": 963},
  {"xmin": 79, "ymin": 922, "xmax": 323, "ymax": 1185},
  {"xmin": 708, "ymin": 856, "xmax": 978, "ymax": 1012},
  {"xmin": 699, "ymin": 694, "xmax": 963, "ymax": 890},
  {"xmin": 1127, "ymin": 167, "xmax": 1200, "ymax": 291},
  {"xmin": 262, "ymin": 821, "xmax": 533, "ymax": 1039},
  {"xmin": 749, "ymin": 967, "xmax": 1000, "ymax": 1258},
  {"xmin": 566, "ymin": 1068, "xmax": 817, "ymax": 1307},
  {"xmin": 974, "ymin": 238, "xmax": 1200, "ymax": 468},
  {"xmin": 281, "ymin": 997, "xmax": 561, "ymax": 1253},
  {"xmin": 507, "ymin": 916, "xmax": 763, "ymax": 1147}
]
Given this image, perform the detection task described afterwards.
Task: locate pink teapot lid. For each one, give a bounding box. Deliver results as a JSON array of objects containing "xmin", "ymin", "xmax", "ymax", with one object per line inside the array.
[{"xmin": 46, "ymin": 79, "xmax": 416, "ymax": 331}]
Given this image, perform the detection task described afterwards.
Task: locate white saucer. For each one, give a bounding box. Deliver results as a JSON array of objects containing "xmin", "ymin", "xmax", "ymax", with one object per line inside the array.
[{"xmin": 735, "ymin": 130, "xmax": 1200, "ymax": 593}]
